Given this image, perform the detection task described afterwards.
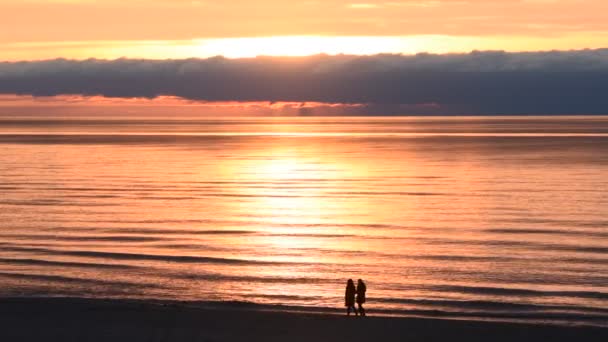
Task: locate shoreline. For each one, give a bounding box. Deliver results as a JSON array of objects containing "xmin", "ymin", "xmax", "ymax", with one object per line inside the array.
[{"xmin": 1, "ymin": 297, "xmax": 606, "ymax": 342}]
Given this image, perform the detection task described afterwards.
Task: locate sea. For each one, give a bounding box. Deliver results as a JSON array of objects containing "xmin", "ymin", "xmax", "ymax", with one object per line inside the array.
[{"xmin": 0, "ymin": 115, "xmax": 607, "ymax": 327}]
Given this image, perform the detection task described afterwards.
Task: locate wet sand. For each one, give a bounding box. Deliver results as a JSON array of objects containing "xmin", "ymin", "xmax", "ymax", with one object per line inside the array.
[{"xmin": 1, "ymin": 297, "xmax": 606, "ymax": 342}]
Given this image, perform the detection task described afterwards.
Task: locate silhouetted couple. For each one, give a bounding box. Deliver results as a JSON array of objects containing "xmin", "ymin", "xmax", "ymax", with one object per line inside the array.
[{"xmin": 345, "ymin": 279, "xmax": 366, "ymax": 316}]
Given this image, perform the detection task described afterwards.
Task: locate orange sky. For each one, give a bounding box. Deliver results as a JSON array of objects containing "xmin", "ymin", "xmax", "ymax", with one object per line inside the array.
[
  {"xmin": 1, "ymin": 0, "xmax": 608, "ymax": 59},
  {"xmin": 0, "ymin": 94, "xmax": 373, "ymax": 117}
]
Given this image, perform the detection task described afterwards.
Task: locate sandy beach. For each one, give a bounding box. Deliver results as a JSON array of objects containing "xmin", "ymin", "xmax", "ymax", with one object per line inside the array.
[{"xmin": 1, "ymin": 297, "xmax": 606, "ymax": 342}]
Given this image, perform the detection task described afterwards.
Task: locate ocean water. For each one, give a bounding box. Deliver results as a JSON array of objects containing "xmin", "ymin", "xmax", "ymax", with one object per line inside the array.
[{"xmin": 1, "ymin": 116, "xmax": 607, "ymax": 326}]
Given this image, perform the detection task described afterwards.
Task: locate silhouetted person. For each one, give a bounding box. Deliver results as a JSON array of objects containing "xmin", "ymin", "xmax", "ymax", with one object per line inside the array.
[
  {"xmin": 356, "ymin": 279, "xmax": 366, "ymax": 316},
  {"xmin": 345, "ymin": 279, "xmax": 356, "ymax": 316}
]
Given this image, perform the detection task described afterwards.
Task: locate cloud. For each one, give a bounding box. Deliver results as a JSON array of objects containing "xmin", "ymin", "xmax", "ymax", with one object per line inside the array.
[{"xmin": 1, "ymin": 49, "xmax": 608, "ymax": 115}]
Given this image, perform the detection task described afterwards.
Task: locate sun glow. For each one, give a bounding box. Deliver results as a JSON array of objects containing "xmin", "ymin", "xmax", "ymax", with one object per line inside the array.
[
  {"xmin": 192, "ymin": 36, "xmax": 408, "ymax": 58},
  {"xmin": 4, "ymin": 34, "xmax": 608, "ymax": 61}
]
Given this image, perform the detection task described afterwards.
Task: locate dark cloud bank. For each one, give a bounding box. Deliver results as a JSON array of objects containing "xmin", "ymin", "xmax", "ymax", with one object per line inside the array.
[{"xmin": 2, "ymin": 49, "xmax": 608, "ymax": 115}]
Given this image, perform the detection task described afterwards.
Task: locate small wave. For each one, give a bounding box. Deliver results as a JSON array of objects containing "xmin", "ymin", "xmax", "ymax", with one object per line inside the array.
[
  {"xmin": 263, "ymin": 233, "xmax": 356, "ymax": 238},
  {"xmin": 506, "ymin": 217, "xmax": 608, "ymax": 229},
  {"xmin": 109, "ymin": 229, "xmax": 258, "ymax": 236},
  {"xmin": 197, "ymin": 192, "xmax": 441, "ymax": 199},
  {"xmin": 373, "ymin": 297, "xmax": 608, "ymax": 315},
  {"xmin": 252, "ymin": 294, "xmax": 320, "ymax": 301},
  {"xmin": 0, "ymin": 257, "xmax": 138, "ymax": 270},
  {"xmin": 412, "ymin": 254, "xmax": 608, "ymax": 267},
  {"xmin": 417, "ymin": 236, "xmax": 608, "ymax": 255},
  {"xmin": 201, "ymin": 193, "xmax": 315, "ymax": 199},
  {"xmin": 421, "ymin": 254, "xmax": 521, "ymax": 262},
  {"xmin": 148, "ymin": 243, "xmax": 235, "ymax": 252},
  {"xmin": 51, "ymin": 220, "xmax": 408, "ymax": 230},
  {"xmin": 556, "ymin": 257, "xmax": 608, "ymax": 265},
  {"xmin": 0, "ymin": 245, "xmax": 304, "ymax": 266},
  {"xmin": 36, "ymin": 227, "xmax": 260, "ymax": 236},
  {"xmin": 175, "ymin": 273, "xmax": 329, "ymax": 284},
  {"xmin": 0, "ymin": 199, "xmax": 115, "ymax": 207},
  {"xmin": 135, "ymin": 196, "xmax": 201, "ymax": 201},
  {"xmin": 0, "ymin": 234, "xmax": 163, "ymax": 243},
  {"xmin": 368, "ymin": 307, "xmax": 608, "ymax": 325},
  {"xmin": 0, "ymin": 134, "xmax": 237, "ymax": 145},
  {"xmin": 325, "ymin": 191, "xmax": 443, "ymax": 196},
  {"xmin": 60, "ymin": 194, "xmax": 121, "ymax": 199},
  {"xmin": 430, "ymin": 284, "xmax": 608, "ymax": 301},
  {"xmin": 0, "ymin": 272, "xmax": 164, "ymax": 289},
  {"xmin": 485, "ymin": 228, "xmax": 608, "ymax": 238}
]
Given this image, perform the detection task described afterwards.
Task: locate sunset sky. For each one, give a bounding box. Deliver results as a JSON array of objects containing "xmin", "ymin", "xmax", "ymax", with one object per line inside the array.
[
  {"xmin": 2, "ymin": 0, "xmax": 608, "ymax": 60},
  {"xmin": 1, "ymin": 0, "xmax": 607, "ymax": 115}
]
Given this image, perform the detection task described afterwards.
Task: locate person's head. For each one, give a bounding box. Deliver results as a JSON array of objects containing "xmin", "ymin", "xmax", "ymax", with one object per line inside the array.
[
  {"xmin": 358, "ymin": 279, "xmax": 364, "ymax": 285},
  {"xmin": 347, "ymin": 279, "xmax": 354, "ymax": 287}
]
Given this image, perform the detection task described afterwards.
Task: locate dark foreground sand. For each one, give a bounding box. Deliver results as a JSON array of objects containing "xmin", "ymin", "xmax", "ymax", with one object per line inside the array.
[{"xmin": 1, "ymin": 297, "xmax": 606, "ymax": 342}]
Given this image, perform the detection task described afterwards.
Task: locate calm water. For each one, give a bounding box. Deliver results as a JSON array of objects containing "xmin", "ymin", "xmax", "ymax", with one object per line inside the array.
[{"xmin": 1, "ymin": 116, "xmax": 607, "ymax": 326}]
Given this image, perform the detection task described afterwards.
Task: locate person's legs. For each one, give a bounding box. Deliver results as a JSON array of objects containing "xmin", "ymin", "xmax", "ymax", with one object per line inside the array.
[{"xmin": 357, "ymin": 303, "xmax": 365, "ymax": 316}]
